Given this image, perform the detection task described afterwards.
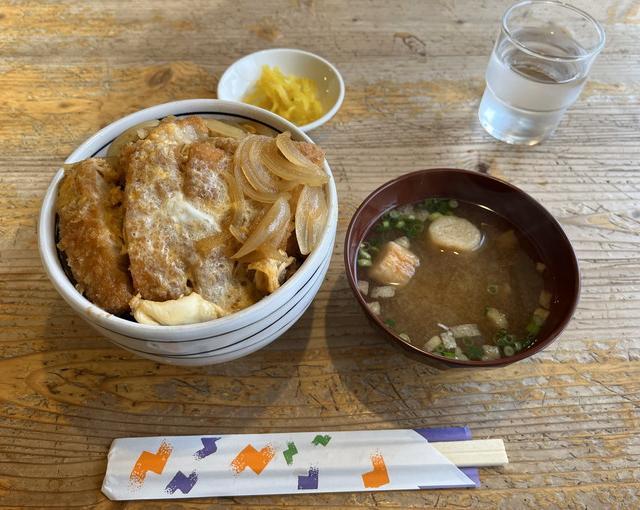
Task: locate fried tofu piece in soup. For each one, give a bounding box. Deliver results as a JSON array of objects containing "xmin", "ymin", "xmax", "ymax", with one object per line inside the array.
[{"xmin": 368, "ymin": 241, "xmax": 420, "ymax": 286}]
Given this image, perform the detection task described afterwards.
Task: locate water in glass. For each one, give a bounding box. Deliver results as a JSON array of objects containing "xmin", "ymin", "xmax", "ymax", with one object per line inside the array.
[{"xmin": 479, "ymin": 27, "xmax": 589, "ymax": 145}]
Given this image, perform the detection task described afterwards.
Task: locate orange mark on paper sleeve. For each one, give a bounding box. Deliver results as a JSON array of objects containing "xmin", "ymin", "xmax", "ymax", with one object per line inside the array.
[
  {"xmin": 129, "ymin": 441, "xmax": 173, "ymax": 488},
  {"xmin": 231, "ymin": 444, "xmax": 275, "ymax": 475},
  {"xmin": 362, "ymin": 453, "xmax": 390, "ymax": 488}
]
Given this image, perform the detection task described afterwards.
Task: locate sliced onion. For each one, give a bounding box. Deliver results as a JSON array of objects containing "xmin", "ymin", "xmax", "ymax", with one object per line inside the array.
[
  {"xmin": 195, "ymin": 231, "xmax": 232, "ymax": 256},
  {"xmin": 229, "ymin": 225, "xmax": 245, "ymax": 242},
  {"xmin": 106, "ymin": 120, "xmax": 160, "ymax": 163},
  {"xmin": 234, "ymin": 159, "xmax": 281, "ymax": 203},
  {"xmin": 295, "ymin": 185, "xmax": 328, "ymax": 255},
  {"xmin": 236, "ymin": 251, "xmax": 265, "ymax": 264},
  {"xmin": 276, "ymin": 131, "xmax": 322, "ymax": 169},
  {"xmin": 232, "ymin": 196, "xmax": 291, "ymax": 259},
  {"xmin": 204, "ymin": 118, "xmax": 246, "ymax": 139},
  {"xmin": 241, "ymin": 122, "xmax": 258, "ymax": 134},
  {"xmin": 262, "ymin": 141, "xmax": 328, "ymax": 186},
  {"xmin": 262, "ymin": 214, "xmax": 292, "ymax": 254},
  {"xmin": 220, "ymin": 170, "xmax": 245, "ymax": 233},
  {"xmin": 241, "ymin": 136, "xmax": 280, "ymax": 193}
]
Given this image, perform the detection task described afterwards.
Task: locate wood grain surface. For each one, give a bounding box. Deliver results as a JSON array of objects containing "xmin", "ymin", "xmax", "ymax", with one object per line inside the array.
[{"xmin": 1, "ymin": 0, "xmax": 639, "ymax": 508}]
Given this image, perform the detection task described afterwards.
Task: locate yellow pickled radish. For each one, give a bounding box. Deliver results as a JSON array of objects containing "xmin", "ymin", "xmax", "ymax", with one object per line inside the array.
[{"xmin": 244, "ymin": 65, "xmax": 323, "ymax": 125}]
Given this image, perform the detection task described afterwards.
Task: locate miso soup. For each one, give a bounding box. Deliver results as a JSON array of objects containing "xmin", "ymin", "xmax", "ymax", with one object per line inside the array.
[{"xmin": 357, "ymin": 198, "xmax": 553, "ymax": 361}]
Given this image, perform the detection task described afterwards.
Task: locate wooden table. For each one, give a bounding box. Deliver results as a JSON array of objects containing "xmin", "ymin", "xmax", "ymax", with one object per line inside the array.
[{"xmin": 1, "ymin": 0, "xmax": 639, "ymax": 507}]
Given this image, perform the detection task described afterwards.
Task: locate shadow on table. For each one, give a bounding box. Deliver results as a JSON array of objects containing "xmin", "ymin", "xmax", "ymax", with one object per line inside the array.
[
  {"xmin": 31, "ymin": 299, "xmax": 314, "ymax": 442},
  {"xmin": 322, "ymin": 274, "xmax": 443, "ymax": 428}
]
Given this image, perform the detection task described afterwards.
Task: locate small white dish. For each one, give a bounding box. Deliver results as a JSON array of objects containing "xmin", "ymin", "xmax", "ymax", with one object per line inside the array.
[{"xmin": 217, "ymin": 48, "xmax": 345, "ymax": 132}]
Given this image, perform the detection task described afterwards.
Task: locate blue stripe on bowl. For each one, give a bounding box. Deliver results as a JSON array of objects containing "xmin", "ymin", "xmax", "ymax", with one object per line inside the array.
[
  {"xmin": 90, "ymin": 111, "xmax": 282, "ymax": 157},
  {"xmin": 92, "ymin": 255, "xmax": 324, "ymax": 343},
  {"xmin": 104, "ymin": 256, "xmax": 329, "ymax": 357}
]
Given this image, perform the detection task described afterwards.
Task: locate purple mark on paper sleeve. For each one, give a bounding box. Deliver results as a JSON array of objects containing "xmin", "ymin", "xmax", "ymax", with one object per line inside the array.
[
  {"xmin": 165, "ymin": 470, "xmax": 198, "ymax": 494},
  {"xmin": 414, "ymin": 427, "xmax": 480, "ymax": 488},
  {"xmin": 298, "ymin": 467, "xmax": 319, "ymax": 490},
  {"xmin": 195, "ymin": 437, "xmax": 220, "ymax": 459}
]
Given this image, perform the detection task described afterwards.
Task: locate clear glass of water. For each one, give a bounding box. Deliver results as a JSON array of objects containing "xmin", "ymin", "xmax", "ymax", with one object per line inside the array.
[{"xmin": 478, "ymin": 0, "xmax": 605, "ymax": 145}]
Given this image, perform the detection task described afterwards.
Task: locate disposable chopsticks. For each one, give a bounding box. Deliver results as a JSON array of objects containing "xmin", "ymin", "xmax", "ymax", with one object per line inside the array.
[{"xmin": 432, "ymin": 439, "xmax": 508, "ymax": 467}]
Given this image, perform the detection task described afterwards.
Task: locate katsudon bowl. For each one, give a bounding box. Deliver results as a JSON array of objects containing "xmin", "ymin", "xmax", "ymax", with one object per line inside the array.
[
  {"xmin": 344, "ymin": 168, "xmax": 580, "ymax": 369},
  {"xmin": 38, "ymin": 99, "xmax": 338, "ymax": 366}
]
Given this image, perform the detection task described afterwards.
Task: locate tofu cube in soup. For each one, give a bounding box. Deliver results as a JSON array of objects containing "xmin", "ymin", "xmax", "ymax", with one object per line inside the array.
[
  {"xmin": 483, "ymin": 345, "xmax": 500, "ymax": 360},
  {"xmin": 440, "ymin": 330, "xmax": 457, "ymax": 350},
  {"xmin": 485, "ymin": 307, "xmax": 508, "ymax": 330},
  {"xmin": 424, "ymin": 335, "xmax": 442, "ymax": 352},
  {"xmin": 368, "ymin": 241, "xmax": 420, "ymax": 286}
]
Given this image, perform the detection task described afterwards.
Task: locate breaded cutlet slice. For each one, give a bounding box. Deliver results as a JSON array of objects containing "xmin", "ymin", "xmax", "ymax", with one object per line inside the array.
[
  {"xmin": 123, "ymin": 116, "xmax": 213, "ymax": 301},
  {"xmin": 125, "ymin": 130, "xmax": 264, "ymax": 309},
  {"xmin": 56, "ymin": 158, "xmax": 134, "ymax": 314},
  {"xmin": 185, "ymin": 139, "xmax": 263, "ymax": 312}
]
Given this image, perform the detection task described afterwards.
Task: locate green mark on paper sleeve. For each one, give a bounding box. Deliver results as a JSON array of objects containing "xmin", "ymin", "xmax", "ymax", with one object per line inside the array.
[
  {"xmin": 283, "ymin": 442, "xmax": 298, "ymax": 465},
  {"xmin": 312, "ymin": 434, "xmax": 331, "ymax": 446}
]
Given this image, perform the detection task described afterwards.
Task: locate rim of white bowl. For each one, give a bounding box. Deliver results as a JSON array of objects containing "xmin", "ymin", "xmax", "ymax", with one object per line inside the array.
[
  {"xmin": 38, "ymin": 99, "xmax": 338, "ymax": 340},
  {"xmin": 89, "ymin": 246, "xmax": 332, "ymax": 353},
  {"xmin": 217, "ymin": 48, "xmax": 345, "ymax": 132},
  {"xmin": 105, "ymin": 255, "xmax": 330, "ymax": 359}
]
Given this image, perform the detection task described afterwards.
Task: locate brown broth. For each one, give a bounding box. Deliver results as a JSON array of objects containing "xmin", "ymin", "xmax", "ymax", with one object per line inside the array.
[{"xmin": 358, "ymin": 199, "xmax": 550, "ymax": 360}]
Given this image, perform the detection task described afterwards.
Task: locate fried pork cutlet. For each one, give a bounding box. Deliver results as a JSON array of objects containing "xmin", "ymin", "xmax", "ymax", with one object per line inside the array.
[
  {"xmin": 123, "ymin": 116, "xmax": 212, "ymax": 301},
  {"xmin": 56, "ymin": 158, "xmax": 134, "ymax": 314},
  {"xmin": 124, "ymin": 117, "xmax": 264, "ymax": 311}
]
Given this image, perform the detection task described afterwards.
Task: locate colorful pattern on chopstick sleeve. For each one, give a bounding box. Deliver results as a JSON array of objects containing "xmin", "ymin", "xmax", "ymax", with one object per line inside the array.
[
  {"xmin": 129, "ymin": 440, "xmax": 173, "ymax": 488},
  {"xmin": 230, "ymin": 444, "xmax": 275, "ymax": 475},
  {"xmin": 362, "ymin": 453, "xmax": 390, "ymax": 488},
  {"xmin": 103, "ymin": 429, "xmax": 475, "ymax": 501}
]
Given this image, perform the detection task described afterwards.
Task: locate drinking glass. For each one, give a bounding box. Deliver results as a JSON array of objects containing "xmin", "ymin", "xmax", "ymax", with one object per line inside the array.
[{"xmin": 478, "ymin": 0, "xmax": 605, "ymax": 145}]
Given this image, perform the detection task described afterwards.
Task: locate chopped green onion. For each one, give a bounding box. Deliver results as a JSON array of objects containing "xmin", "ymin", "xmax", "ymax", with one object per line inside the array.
[
  {"xmin": 433, "ymin": 344, "xmax": 457, "ymax": 359},
  {"xmin": 358, "ymin": 249, "xmax": 371, "ymax": 260},
  {"xmin": 503, "ymin": 345, "xmax": 515, "ymax": 357},
  {"xmin": 358, "ymin": 258, "xmax": 372, "ymax": 267},
  {"xmin": 522, "ymin": 335, "xmax": 536, "ymax": 349},
  {"xmin": 404, "ymin": 220, "xmax": 423, "ymax": 238},
  {"xmin": 389, "ymin": 210, "xmax": 400, "ymax": 219},
  {"xmin": 398, "ymin": 333, "xmax": 410, "ymax": 341},
  {"xmin": 487, "ymin": 284, "xmax": 498, "ymax": 295},
  {"xmin": 429, "ymin": 212, "xmax": 443, "ymax": 221},
  {"xmin": 526, "ymin": 321, "xmax": 541, "ymax": 336},
  {"xmin": 494, "ymin": 329, "xmax": 517, "ymax": 347},
  {"xmin": 449, "ymin": 199, "xmax": 459, "ymax": 208},
  {"xmin": 384, "ymin": 319, "xmax": 396, "ymax": 328},
  {"xmin": 514, "ymin": 341, "xmax": 523, "ymax": 352},
  {"xmin": 422, "ymin": 198, "xmax": 453, "ymax": 214},
  {"xmin": 465, "ymin": 345, "xmax": 484, "ymax": 360},
  {"xmin": 382, "ymin": 219, "xmax": 390, "ymax": 229},
  {"xmin": 395, "ymin": 219, "xmax": 406, "ymax": 229}
]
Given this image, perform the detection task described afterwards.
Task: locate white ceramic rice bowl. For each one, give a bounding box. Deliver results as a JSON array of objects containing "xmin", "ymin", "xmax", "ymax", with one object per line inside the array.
[{"xmin": 38, "ymin": 99, "xmax": 338, "ymax": 365}]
